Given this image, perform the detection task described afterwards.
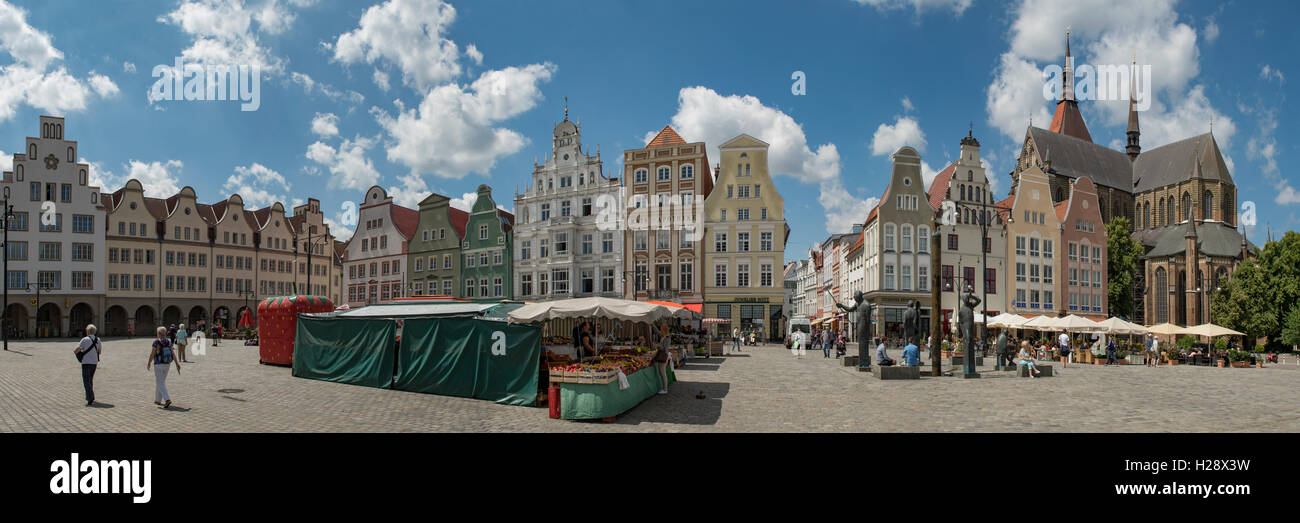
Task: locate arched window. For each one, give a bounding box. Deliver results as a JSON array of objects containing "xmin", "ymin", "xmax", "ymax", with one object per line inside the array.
[
  {"xmin": 28, "ymin": 143, "xmax": 36, "ymax": 158},
  {"xmin": 745, "ymin": 164, "xmax": 751, "ymax": 177},
  {"xmin": 56, "ymin": 124, "xmax": 62, "ymax": 139},
  {"xmin": 67, "ymin": 146, "xmax": 74, "ymax": 162},
  {"xmin": 1166, "ymin": 198, "xmax": 1174, "ymax": 226},
  {"xmin": 1155, "ymin": 267, "xmax": 1169, "ymax": 324},
  {"xmin": 1182, "ymin": 192, "xmax": 1192, "ymax": 222},
  {"xmin": 42, "ymin": 123, "xmax": 49, "ymax": 138},
  {"xmin": 1056, "ymin": 187, "xmax": 1065, "ymax": 202},
  {"xmin": 967, "ymin": 170, "xmax": 973, "ymax": 182},
  {"xmin": 1203, "ymin": 190, "xmax": 1214, "ymax": 221},
  {"xmin": 1224, "ymin": 190, "xmax": 1234, "ymax": 226},
  {"xmin": 1144, "ymin": 202, "xmax": 1150, "ymax": 229},
  {"xmin": 960, "ymin": 185, "xmax": 966, "ymax": 200}
]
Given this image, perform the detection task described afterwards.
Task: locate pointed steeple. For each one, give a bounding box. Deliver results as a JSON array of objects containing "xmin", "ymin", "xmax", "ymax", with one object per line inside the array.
[
  {"xmin": 1126, "ymin": 55, "xmax": 1142, "ymax": 161},
  {"xmin": 1062, "ymin": 27, "xmax": 1075, "ymax": 102},
  {"xmin": 1048, "ymin": 26, "xmax": 1093, "ymax": 142}
]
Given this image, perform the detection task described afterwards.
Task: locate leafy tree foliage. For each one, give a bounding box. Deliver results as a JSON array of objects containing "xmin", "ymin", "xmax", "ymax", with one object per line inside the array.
[{"xmin": 1106, "ymin": 217, "xmax": 1142, "ymax": 320}]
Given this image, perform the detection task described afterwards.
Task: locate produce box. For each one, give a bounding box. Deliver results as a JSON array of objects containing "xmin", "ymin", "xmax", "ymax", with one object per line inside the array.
[
  {"xmin": 548, "ymin": 370, "xmax": 567, "ymax": 384},
  {"xmin": 575, "ymin": 371, "xmax": 596, "ymax": 384},
  {"xmin": 591, "ymin": 369, "xmax": 619, "ymax": 384}
]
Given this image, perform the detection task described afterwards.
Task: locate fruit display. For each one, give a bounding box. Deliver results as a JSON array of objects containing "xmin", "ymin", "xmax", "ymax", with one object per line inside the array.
[{"xmin": 548, "ymin": 352, "xmax": 656, "ymax": 384}]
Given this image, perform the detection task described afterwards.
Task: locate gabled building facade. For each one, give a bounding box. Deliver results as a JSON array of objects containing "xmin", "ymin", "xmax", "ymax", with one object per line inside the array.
[
  {"xmin": 515, "ymin": 114, "xmax": 623, "ymax": 301},
  {"xmin": 702, "ymin": 134, "xmax": 789, "ymax": 341},
  {"xmin": 461, "ymin": 184, "xmax": 514, "ymax": 300},
  {"xmin": 408, "ymin": 192, "xmax": 467, "ymax": 297},
  {"xmin": 1059, "ymin": 176, "xmax": 1107, "ymax": 319},
  {"xmin": 344, "ymin": 186, "xmax": 418, "ymax": 307},
  {"xmin": 1000, "ymin": 165, "xmax": 1063, "ymax": 317},
  {"xmin": 2, "ymin": 116, "xmax": 105, "ymax": 338},
  {"xmin": 862, "ymin": 146, "xmax": 933, "ymax": 342}
]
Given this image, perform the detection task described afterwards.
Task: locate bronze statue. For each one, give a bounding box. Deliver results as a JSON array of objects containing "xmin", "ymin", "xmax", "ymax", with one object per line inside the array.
[
  {"xmin": 901, "ymin": 300, "xmax": 922, "ymax": 346},
  {"xmin": 995, "ymin": 330, "xmax": 1011, "ymax": 368},
  {"xmin": 959, "ymin": 286, "xmax": 982, "ymax": 357},
  {"xmin": 836, "ymin": 291, "xmax": 874, "ymax": 367}
]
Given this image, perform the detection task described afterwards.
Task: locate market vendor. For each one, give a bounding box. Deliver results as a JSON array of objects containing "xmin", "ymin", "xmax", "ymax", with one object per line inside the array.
[
  {"xmin": 579, "ymin": 322, "xmax": 596, "ymax": 359},
  {"xmin": 654, "ymin": 323, "xmax": 671, "ymax": 395}
]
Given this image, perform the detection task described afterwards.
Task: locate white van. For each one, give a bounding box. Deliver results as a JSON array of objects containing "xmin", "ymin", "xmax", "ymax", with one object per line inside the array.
[{"xmin": 788, "ymin": 318, "xmax": 811, "ymax": 346}]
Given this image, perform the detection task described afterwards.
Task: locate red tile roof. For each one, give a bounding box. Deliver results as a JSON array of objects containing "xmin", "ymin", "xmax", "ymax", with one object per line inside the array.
[
  {"xmin": 926, "ymin": 161, "xmax": 957, "ymax": 211},
  {"xmin": 1054, "ymin": 200, "xmax": 1069, "ymax": 221},
  {"xmin": 498, "ymin": 209, "xmax": 515, "ymax": 233},
  {"xmin": 390, "ymin": 204, "xmax": 419, "ymax": 241},
  {"xmin": 195, "ymin": 203, "xmax": 217, "ymax": 225},
  {"xmin": 210, "ymin": 200, "xmax": 229, "ymax": 222},
  {"xmin": 449, "ymin": 207, "xmax": 469, "ymax": 239},
  {"xmin": 995, "ymin": 196, "xmax": 1015, "ymax": 221},
  {"xmin": 1049, "ymin": 100, "xmax": 1093, "ymax": 142},
  {"xmin": 864, "ymin": 185, "xmax": 890, "ymax": 224},
  {"xmin": 646, "ymin": 125, "xmax": 687, "ymax": 147},
  {"xmin": 143, "ymin": 197, "xmax": 168, "ymax": 220}
]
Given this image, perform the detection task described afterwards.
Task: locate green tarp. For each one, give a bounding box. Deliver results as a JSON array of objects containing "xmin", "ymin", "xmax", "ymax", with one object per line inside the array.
[
  {"xmin": 560, "ymin": 365, "xmax": 675, "ymax": 420},
  {"xmin": 292, "ymin": 317, "xmax": 397, "ymax": 388},
  {"xmin": 395, "ymin": 318, "xmax": 541, "ymax": 406}
]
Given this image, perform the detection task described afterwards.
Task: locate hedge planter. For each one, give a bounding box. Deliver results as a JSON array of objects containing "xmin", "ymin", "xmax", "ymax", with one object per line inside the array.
[{"xmin": 1230, "ymin": 361, "xmax": 1250, "ymax": 368}]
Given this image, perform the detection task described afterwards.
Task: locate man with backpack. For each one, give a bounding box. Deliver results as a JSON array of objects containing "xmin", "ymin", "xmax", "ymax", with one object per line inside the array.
[{"xmin": 73, "ymin": 324, "xmax": 102, "ymax": 406}]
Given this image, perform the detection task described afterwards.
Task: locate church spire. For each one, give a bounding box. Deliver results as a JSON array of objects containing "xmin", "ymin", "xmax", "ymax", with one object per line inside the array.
[
  {"xmin": 1126, "ymin": 54, "xmax": 1142, "ymax": 161},
  {"xmin": 1062, "ymin": 27, "xmax": 1075, "ymax": 102}
]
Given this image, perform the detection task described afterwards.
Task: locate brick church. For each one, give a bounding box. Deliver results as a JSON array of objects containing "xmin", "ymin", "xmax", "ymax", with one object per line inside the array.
[{"xmin": 1005, "ymin": 30, "xmax": 1255, "ymax": 327}]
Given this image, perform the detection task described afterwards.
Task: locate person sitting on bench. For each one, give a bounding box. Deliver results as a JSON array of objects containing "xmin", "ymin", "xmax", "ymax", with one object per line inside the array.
[
  {"xmin": 875, "ymin": 337, "xmax": 895, "ymax": 366},
  {"xmin": 1018, "ymin": 341, "xmax": 1041, "ymax": 378},
  {"xmin": 901, "ymin": 337, "xmax": 920, "ymax": 367}
]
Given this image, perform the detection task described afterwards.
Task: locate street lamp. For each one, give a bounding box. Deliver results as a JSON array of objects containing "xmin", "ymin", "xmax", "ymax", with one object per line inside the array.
[{"xmin": 294, "ymin": 230, "xmax": 330, "ymax": 297}]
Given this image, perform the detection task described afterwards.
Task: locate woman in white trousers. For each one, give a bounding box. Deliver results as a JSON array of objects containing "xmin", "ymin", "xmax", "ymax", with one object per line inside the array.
[{"xmin": 147, "ymin": 326, "xmax": 182, "ymax": 408}]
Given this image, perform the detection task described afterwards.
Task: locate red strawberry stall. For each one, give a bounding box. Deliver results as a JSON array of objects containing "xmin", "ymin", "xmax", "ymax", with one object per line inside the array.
[{"xmin": 257, "ymin": 295, "xmax": 334, "ymax": 366}]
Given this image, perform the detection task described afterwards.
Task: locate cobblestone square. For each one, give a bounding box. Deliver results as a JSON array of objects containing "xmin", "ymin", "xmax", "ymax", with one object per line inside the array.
[{"xmin": 1, "ymin": 339, "xmax": 1296, "ymax": 432}]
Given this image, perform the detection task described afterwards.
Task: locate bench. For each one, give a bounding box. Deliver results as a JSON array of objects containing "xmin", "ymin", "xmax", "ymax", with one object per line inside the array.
[
  {"xmin": 873, "ymin": 365, "xmax": 920, "ymax": 380},
  {"xmin": 1018, "ymin": 363, "xmax": 1053, "ymax": 377},
  {"xmin": 949, "ymin": 356, "xmax": 984, "ymax": 367}
]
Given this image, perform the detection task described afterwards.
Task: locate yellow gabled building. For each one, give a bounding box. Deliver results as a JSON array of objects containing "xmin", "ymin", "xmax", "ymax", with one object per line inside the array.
[{"xmin": 702, "ymin": 134, "xmax": 789, "ymax": 341}]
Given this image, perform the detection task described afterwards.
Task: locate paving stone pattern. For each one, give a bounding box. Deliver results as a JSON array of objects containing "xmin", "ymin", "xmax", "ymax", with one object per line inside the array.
[{"xmin": 0, "ymin": 339, "xmax": 1296, "ymax": 432}]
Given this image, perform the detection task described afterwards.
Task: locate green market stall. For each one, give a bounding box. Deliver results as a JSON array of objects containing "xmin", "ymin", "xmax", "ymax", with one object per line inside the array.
[
  {"xmin": 292, "ymin": 300, "xmax": 543, "ymax": 406},
  {"xmin": 508, "ymin": 297, "xmax": 697, "ymax": 420}
]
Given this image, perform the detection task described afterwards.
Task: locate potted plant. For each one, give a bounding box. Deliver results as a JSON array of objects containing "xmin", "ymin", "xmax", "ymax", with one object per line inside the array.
[
  {"xmin": 1164, "ymin": 349, "xmax": 1179, "ymax": 365},
  {"xmin": 1092, "ymin": 344, "xmax": 1107, "ymax": 365},
  {"xmin": 1116, "ymin": 348, "xmax": 1129, "ymax": 365},
  {"xmin": 941, "ymin": 339, "xmax": 954, "ymax": 359}
]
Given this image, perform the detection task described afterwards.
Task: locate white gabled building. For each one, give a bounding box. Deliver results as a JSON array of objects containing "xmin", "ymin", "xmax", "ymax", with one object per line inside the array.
[
  {"xmin": 2, "ymin": 116, "xmax": 106, "ymax": 338},
  {"xmin": 513, "ymin": 112, "xmax": 623, "ymax": 300},
  {"xmin": 343, "ymin": 186, "xmax": 419, "ymax": 307}
]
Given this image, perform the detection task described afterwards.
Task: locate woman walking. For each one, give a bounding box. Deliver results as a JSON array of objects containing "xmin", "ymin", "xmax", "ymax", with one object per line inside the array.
[
  {"xmin": 176, "ymin": 323, "xmax": 190, "ymax": 363},
  {"xmin": 148, "ymin": 326, "xmax": 182, "ymax": 408},
  {"xmin": 654, "ymin": 323, "xmax": 672, "ymax": 395}
]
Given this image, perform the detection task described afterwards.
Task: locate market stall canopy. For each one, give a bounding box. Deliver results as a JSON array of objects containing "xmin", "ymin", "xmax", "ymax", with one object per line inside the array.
[
  {"xmin": 324, "ymin": 301, "xmax": 505, "ymax": 319},
  {"xmin": 1121, "ymin": 319, "xmax": 1148, "ymax": 335},
  {"xmin": 1181, "ymin": 323, "xmax": 1244, "ymax": 338},
  {"xmin": 1057, "ymin": 315, "xmax": 1101, "ymax": 333},
  {"xmin": 507, "ymin": 297, "xmax": 696, "ymax": 323},
  {"xmin": 986, "ymin": 313, "xmax": 1028, "ymax": 329},
  {"xmin": 1146, "ymin": 323, "xmax": 1186, "ymax": 336}
]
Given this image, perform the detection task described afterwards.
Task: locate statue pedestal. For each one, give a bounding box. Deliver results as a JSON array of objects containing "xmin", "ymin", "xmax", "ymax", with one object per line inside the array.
[
  {"xmin": 960, "ymin": 372, "xmax": 982, "ymax": 379},
  {"xmin": 842, "ymin": 355, "xmax": 859, "ymax": 367}
]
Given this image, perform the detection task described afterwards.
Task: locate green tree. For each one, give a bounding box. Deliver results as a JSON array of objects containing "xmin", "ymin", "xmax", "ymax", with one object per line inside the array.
[
  {"xmin": 1280, "ymin": 305, "xmax": 1300, "ymax": 349},
  {"xmin": 1260, "ymin": 231, "xmax": 1300, "ymax": 340},
  {"xmin": 1106, "ymin": 216, "xmax": 1142, "ymax": 319},
  {"xmin": 1211, "ymin": 259, "xmax": 1277, "ymax": 341}
]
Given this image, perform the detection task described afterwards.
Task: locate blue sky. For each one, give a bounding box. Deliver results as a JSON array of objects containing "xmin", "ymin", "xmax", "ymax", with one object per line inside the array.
[{"xmin": 1, "ymin": 0, "xmax": 1296, "ymax": 263}]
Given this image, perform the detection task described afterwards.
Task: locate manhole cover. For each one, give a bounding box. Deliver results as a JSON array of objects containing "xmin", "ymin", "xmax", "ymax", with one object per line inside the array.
[{"xmin": 217, "ymin": 388, "xmax": 245, "ymax": 394}]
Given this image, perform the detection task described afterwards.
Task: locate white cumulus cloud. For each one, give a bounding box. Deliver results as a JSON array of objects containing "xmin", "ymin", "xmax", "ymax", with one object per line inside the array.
[
  {"xmin": 310, "ymin": 112, "xmax": 339, "ymax": 137},
  {"xmin": 332, "ymin": 0, "xmax": 462, "ymax": 90}
]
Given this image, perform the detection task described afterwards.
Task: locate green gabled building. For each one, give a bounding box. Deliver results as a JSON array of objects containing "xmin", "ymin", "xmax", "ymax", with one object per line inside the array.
[
  {"xmin": 408, "ymin": 193, "xmax": 469, "ymax": 297},
  {"xmin": 461, "ymin": 185, "xmax": 515, "ymax": 300}
]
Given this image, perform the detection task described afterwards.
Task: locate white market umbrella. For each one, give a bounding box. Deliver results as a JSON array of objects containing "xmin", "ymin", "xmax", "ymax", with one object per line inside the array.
[
  {"xmin": 1094, "ymin": 317, "xmax": 1137, "ymax": 334},
  {"xmin": 1181, "ymin": 323, "xmax": 1244, "ymax": 338},
  {"xmin": 947, "ymin": 312, "xmax": 987, "ymax": 326},
  {"xmin": 1057, "ymin": 314, "xmax": 1101, "ymax": 333},
  {"xmin": 1145, "ymin": 323, "xmax": 1187, "ymax": 337},
  {"xmin": 1021, "ymin": 315, "xmax": 1062, "ymax": 331},
  {"xmin": 507, "ymin": 297, "xmax": 682, "ymax": 324},
  {"xmin": 987, "ymin": 313, "xmax": 1028, "ymax": 329}
]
